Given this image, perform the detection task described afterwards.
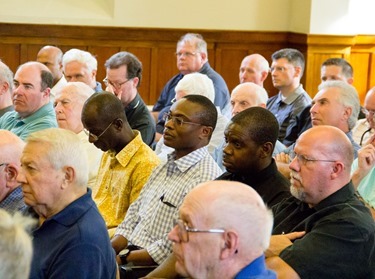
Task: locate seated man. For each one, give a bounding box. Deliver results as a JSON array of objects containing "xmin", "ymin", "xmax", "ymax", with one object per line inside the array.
[
  {"xmin": 266, "ymin": 126, "xmax": 375, "ymax": 279},
  {"xmin": 352, "ymin": 86, "xmax": 375, "ymax": 145},
  {"xmin": 239, "ymin": 53, "xmax": 269, "ymax": 86},
  {"xmin": 104, "ymin": 51, "xmax": 156, "ymax": 146},
  {"xmin": 81, "ymin": 92, "xmax": 160, "ymax": 236},
  {"xmin": 0, "ymin": 130, "xmax": 27, "ymax": 214},
  {"xmin": 219, "ymin": 107, "xmax": 290, "ymax": 207},
  {"xmin": 168, "ymin": 180, "xmax": 276, "ymax": 279},
  {"xmin": 351, "ymin": 136, "xmax": 375, "ymax": 217},
  {"xmin": 17, "ymin": 128, "xmax": 117, "ymax": 279},
  {"xmin": 0, "ymin": 62, "xmax": 57, "ymax": 140},
  {"xmin": 0, "ymin": 209, "xmax": 35, "ymax": 279},
  {"xmin": 111, "ymin": 95, "xmax": 222, "ymax": 268},
  {"xmin": 54, "ymin": 82, "xmax": 102, "ymax": 189},
  {"xmin": 155, "ymin": 72, "xmax": 228, "ymax": 162},
  {"xmin": 0, "ymin": 61, "xmax": 14, "ymax": 117}
]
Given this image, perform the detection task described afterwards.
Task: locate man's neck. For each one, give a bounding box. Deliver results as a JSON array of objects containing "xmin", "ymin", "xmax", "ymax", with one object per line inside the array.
[{"xmin": 278, "ymin": 82, "xmax": 300, "ymax": 98}]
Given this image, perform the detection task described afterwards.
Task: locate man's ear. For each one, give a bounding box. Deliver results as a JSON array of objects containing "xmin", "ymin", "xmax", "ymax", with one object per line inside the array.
[
  {"xmin": 259, "ymin": 142, "xmax": 274, "ymax": 158},
  {"xmin": 200, "ymin": 126, "xmax": 213, "ymax": 140},
  {"xmin": 112, "ymin": 118, "xmax": 124, "ymax": 131},
  {"xmin": 5, "ymin": 164, "xmax": 20, "ymax": 190},
  {"xmin": 294, "ymin": 66, "xmax": 302, "ymax": 78},
  {"xmin": 61, "ymin": 166, "xmax": 75, "ymax": 189},
  {"xmin": 220, "ymin": 230, "xmax": 239, "ymax": 260},
  {"xmin": 330, "ymin": 162, "xmax": 345, "ymax": 179},
  {"xmin": 0, "ymin": 81, "xmax": 10, "ymax": 94}
]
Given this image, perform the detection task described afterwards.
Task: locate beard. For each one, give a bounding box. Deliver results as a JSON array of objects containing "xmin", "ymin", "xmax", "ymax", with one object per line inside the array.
[{"xmin": 290, "ymin": 184, "xmax": 306, "ymax": 201}]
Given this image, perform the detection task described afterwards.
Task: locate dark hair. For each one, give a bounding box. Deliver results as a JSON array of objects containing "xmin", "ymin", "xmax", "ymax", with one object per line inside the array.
[
  {"xmin": 182, "ymin": 94, "xmax": 217, "ymax": 130},
  {"xmin": 41, "ymin": 70, "xmax": 53, "ymax": 91},
  {"xmin": 321, "ymin": 58, "xmax": 353, "ymax": 78},
  {"xmin": 231, "ymin": 107, "xmax": 279, "ymax": 151},
  {"xmin": 105, "ymin": 52, "xmax": 143, "ymax": 87},
  {"xmin": 82, "ymin": 91, "xmax": 128, "ymax": 124},
  {"xmin": 272, "ymin": 48, "xmax": 305, "ymax": 76}
]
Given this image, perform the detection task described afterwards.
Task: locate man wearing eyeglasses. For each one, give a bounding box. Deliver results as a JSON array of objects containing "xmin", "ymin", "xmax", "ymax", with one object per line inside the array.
[
  {"xmin": 104, "ymin": 51, "xmax": 156, "ymax": 147},
  {"xmin": 267, "ymin": 48, "xmax": 311, "ymax": 145},
  {"xmin": 151, "ymin": 33, "xmax": 231, "ymax": 134},
  {"xmin": 266, "ymin": 126, "xmax": 375, "ymax": 279},
  {"xmin": 81, "ymin": 92, "xmax": 160, "ymax": 237},
  {"xmin": 352, "ymin": 86, "xmax": 375, "ymax": 146},
  {"xmin": 168, "ymin": 180, "xmax": 276, "ymax": 279},
  {"xmin": 0, "ymin": 130, "xmax": 27, "ymax": 214},
  {"xmin": 111, "ymin": 95, "xmax": 222, "ymax": 273}
]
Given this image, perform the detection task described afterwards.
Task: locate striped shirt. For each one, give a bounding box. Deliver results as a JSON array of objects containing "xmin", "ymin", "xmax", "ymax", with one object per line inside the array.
[{"xmin": 115, "ymin": 146, "xmax": 222, "ymax": 264}]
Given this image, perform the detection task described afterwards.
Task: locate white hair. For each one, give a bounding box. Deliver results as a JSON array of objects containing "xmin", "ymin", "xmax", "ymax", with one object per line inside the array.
[
  {"xmin": 232, "ymin": 82, "xmax": 269, "ymax": 105},
  {"xmin": 55, "ymin": 82, "xmax": 94, "ymax": 105},
  {"xmin": 0, "ymin": 210, "xmax": 36, "ymax": 279},
  {"xmin": 175, "ymin": 73, "xmax": 215, "ymax": 103},
  {"xmin": 62, "ymin": 49, "xmax": 97, "ymax": 72},
  {"xmin": 26, "ymin": 128, "xmax": 89, "ymax": 187}
]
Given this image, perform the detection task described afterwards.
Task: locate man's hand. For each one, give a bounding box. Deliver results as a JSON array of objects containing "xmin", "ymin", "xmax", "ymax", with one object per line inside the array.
[
  {"xmin": 265, "ymin": 231, "xmax": 305, "ymax": 258},
  {"xmin": 352, "ymin": 144, "xmax": 375, "ymax": 188}
]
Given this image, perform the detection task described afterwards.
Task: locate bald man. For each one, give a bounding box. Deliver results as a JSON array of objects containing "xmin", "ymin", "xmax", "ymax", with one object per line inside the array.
[
  {"xmin": 0, "ymin": 130, "xmax": 27, "ymax": 214},
  {"xmin": 239, "ymin": 54, "xmax": 269, "ymax": 86},
  {"xmin": 0, "ymin": 62, "xmax": 57, "ymax": 140},
  {"xmin": 267, "ymin": 126, "xmax": 375, "ymax": 279},
  {"xmin": 37, "ymin": 45, "xmax": 67, "ymax": 101},
  {"xmin": 169, "ymin": 180, "xmax": 276, "ymax": 279}
]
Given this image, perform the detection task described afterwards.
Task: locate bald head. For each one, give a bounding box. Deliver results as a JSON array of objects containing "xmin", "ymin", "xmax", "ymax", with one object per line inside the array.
[
  {"xmin": 0, "ymin": 130, "xmax": 25, "ymax": 163},
  {"xmin": 37, "ymin": 46, "xmax": 64, "ymax": 84},
  {"xmin": 230, "ymin": 82, "xmax": 269, "ymax": 116},
  {"xmin": 183, "ymin": 180, "xmax": 273, "ymax": 253},
  {"xmin": 239, "ymin": 54, "xmax": 269, "ymax": 86}
]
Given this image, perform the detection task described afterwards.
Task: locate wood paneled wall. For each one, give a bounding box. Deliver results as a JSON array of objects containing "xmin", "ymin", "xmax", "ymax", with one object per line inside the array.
[{"xmin": 0, "ymin": 23, "xmax": 374, "ymax": 105}]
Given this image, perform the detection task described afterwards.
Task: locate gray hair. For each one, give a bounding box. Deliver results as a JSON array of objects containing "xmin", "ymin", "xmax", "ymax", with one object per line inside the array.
[
  {"xmin": 175, "ymin": 73, "xmax": 215, "ymax": 103},
  {"xmin": 318, "ymin": 80, "xmax": 360, "ymax": 130},
  {"xmin": 55, "ymin": 82, "xmax": 94, "ymax": 105},
  {"xmin": 0, "ymin": 210, "xmax": 36, "ymax": 279},
  {"xmin": 231, "ymin": 82, "xmax": 269, "ymax": 105},
  {"xmin": 26, "ymin": 128, "xmax": 89, "ymax": 187},
  {"xmin": 0, "ymin": 60, "xmax": 14, "ymax": 92},
  {"xmin": 62, "ymin": 49, "xmax": 97, "ymax": 72},
  {"xmin": 177, "ymin": 33, "xmax": 208, "ymax": 56}
]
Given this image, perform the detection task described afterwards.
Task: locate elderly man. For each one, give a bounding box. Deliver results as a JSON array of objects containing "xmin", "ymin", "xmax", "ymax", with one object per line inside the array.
[
  {"xmin": 104, "ymin": 51, "xmax": 156, "ymax": 146},
  {"xmin": 0, "ymin": 130, "xmax": 27, "ymax": 214},
  {"xmin": 168, "ymin": 181, "xmax": 276, "ymax": 279},
  {"xmin": 152, "ymin": 33, "xmax": 231, "ymax": 124},
  {"xmin": 0, "ymin": 61, "xmax": 14, "ymax": 117},
  {"xmin": 54, "ymin": 82, "xmax": 101, "ymax": 189},
  {"xmin": 267, "ymin": 48, "xmax": 311, "ymax": 144},
  {"xmin": 111, "ymin": 95, "xmax": 222, "ymax": 271},
  {"xmin": 37, "ymin": 45, "xmax": 67, "ymax": 100},
  {"xmin": 17, "ymin": 128, "xmax": 117, "ymax": 279},
  {"xmin": 284, "ymin": 58, "xmax": 358, "ymax": 146},
  {"xmin": 239, "ymin": 53, "xmax": 269, "ymax": 86},
  {"xmin": 353, "ymin": 86, "xmax": 375, "ymax": 145},
  {"xmin": 62, "ymin": 48, "xmax": 102, "ymax": 92},
  {"xmin": 0, "ymin": 209, "xmax": 35, "ymax": 279},
  {"xmin": 266, "ymin": 126, "xmax": 375, "ymax": 279},
  {"xmin": 155, "ymin": 72, "xmax": 229, "ymax": 162},
  {"xmin": 81, "ymin": 92, "xmax": 160, "ymax": 236},
  {"xmin": 0, "ymin": 61, "xmax": 57, "ymax": 140}
]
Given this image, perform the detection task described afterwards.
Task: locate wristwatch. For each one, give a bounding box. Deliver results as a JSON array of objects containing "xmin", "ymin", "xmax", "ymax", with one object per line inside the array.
[{"xmin": 119, "ymin": 249, "xmax": 130, "ymax": 265}]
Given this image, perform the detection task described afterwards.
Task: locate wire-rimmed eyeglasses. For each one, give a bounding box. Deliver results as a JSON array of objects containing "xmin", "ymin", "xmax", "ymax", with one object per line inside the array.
[
  {"xmin": 174, "ymin": 219, "xmax": 225, "ymax": 243},
  {"xmin": 290, "ymin": 150, "xmax": 336, "ymax": 165},
  {"xmin": 163, "ymin": 112, "xmax": 202, "ymax": 127},
  {"xmin": 84, "ymin": 120, "xmax": 115, "ymax": 142}
]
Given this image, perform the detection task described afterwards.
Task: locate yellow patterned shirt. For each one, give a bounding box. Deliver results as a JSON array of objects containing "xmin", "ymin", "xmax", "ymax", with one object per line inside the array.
[{"xmin": 93, "ymin": 131, "xmax": 160, "ymax": 235}]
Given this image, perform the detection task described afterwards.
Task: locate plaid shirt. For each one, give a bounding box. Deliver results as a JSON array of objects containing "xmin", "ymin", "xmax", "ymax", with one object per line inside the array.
[
  {"xmin": 115, "ymin": 146, "xmax": 222, "ymax": 264},
  {"xmin": 0, "ymin": 187, "xmax": 28, "ymax": 214}
]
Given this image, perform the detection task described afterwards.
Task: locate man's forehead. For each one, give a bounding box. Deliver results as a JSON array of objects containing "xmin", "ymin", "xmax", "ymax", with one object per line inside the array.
[
  {"xmin": 15, "ymin": 66, "xmax": 41, "ymax": 82},
  {"xmin": 170, "ymin": 99, "xmax": 198, "ymax": 116}
]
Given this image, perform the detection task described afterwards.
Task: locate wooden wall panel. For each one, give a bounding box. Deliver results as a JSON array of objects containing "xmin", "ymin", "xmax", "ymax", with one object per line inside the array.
[{"xmin": 0, "ymin": 23, "xmax": 375, "ymax": 106}]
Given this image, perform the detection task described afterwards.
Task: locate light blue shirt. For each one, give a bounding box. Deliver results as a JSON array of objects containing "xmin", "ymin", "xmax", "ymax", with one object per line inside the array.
[
  {"xmin": 0, "ymin": 102, "xmax": 57, "ymax": 140},
  {"xmin": 351, "ymin": 159, "xmax": 375, "ymax": 208}
]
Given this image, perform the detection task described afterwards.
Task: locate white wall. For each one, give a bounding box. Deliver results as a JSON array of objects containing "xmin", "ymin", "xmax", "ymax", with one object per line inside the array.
[{"xmin": 0, "ymin": 0, "xmax": 374, "ymax": 35}]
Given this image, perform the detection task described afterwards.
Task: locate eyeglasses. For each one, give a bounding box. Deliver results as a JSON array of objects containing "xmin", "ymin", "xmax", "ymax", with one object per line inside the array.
[
  {"xmin": 175, "ymin": 219, "xmax": 225, "ymax": 242},
  {"xmin": 175, "ymin": 51, "xmax": 198, "ymax": 58},
  {"xmin": 103, "ymin": 77, "xmax": 131, "ymax": 90},
  {"xmin": 84, "ymin": 120, "xmax": 114, "ymax": 142},
  {"xmin": 361, "ymin": 107, "xmax": 375, "ymax": 118},
  {"xmin": 163, "ymin": 112, "xmax": 202, "ymax": 127},
  {"xmin": 290, "ymin": 150, "xmax": 336, "ymax": 165},
  {"xmin": 0, "ymin": 163, "xmax": 8, "ymax": 168}
]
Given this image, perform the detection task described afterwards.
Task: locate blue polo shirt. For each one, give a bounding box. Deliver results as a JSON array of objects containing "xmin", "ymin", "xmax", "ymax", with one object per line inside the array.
[
  {"xmin": 235, "ymin": 255, "xmax": 276, "ymax": 279},
  {"xmin": 30, "ymin": 189, "xmax": 117, "ymax": 279},
  {"xmin": 0, "ymin": 102, "xmax": 57, "ymax": 140}
]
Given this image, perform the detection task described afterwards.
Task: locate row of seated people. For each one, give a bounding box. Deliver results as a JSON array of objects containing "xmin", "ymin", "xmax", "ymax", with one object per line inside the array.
[{"xmin": 0, "ymin": 32, "xmax": 374, "ymax": 278}]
